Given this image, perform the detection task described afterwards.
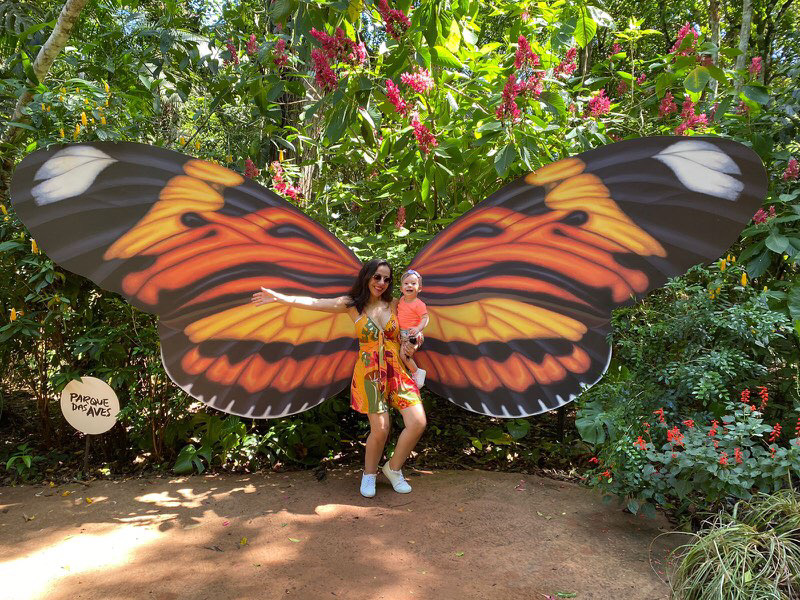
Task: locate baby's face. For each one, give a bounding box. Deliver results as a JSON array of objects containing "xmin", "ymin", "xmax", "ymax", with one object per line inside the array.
[{"xmin": 402, "ymin": 274, "xmax": 421, "ymax": 298}]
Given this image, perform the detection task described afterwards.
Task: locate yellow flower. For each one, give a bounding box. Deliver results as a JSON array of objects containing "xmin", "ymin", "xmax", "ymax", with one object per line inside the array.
[
  {"xmin": 279, "ymin": 150, "xmax": 284, "ymax": 162},
  {"xmin": 91, "ymin": 118, "xmax": 95, "ymax": 124},
  {"xmin": 75, "ymin": 87, "xmax": 80, "ymax": 93},
  {"xmin": 741, "ymin": 272, "xmax": 747, "ymax": 286},
  {"xmin": 0, "ymin": 204, "xmax": 6, "ymax": 215},
  {"xmin": 31, "ymin": 239, "xmax": 39, "ymax": 254},
  {"xmin": 783, "ymin": 254, "xmax": 789, "ymax": 260},
  {"xmin": 226, "ymin": 153, "xmax": 233, "ymax": 163},
  {"xmin": 719, "ymin": 259, "xmax": 726, "ymax": 272},
  {"xmin": 731, "ymin": 256, "xmax": 736, "ymax": 263},
  {"xmin": 105, "ymin": 99, "xmax": 109, "ymax": 107},
  {"xmin": 763, "ymin": 286, "xmax": 768, "ymax": 292},
  {"xmin": 104, "ymin": 81, "xmax": 110, "ymax": 94},
  {"xmin": 46, "ymin": 105, "xmax": 50, "ymax": 112},
  {"xmin": 60, "ymin": 87, "xmax": 66, "ymax": 94},
  {"xmin": 59, "ymin": 95, "xmax": 64, "ymax": 102},
  {"xmin": 195, "ymin": 140, "xmax": 201, "ymax": 150},
  {"xmin": 41, "ymin": 103, "xmax": 45, "ymax": 111},
  {"xmin": 84, "ymin": 98, "xmax": 89, "ymax": 105},
  {"xmin": 10, "ymin": 308, "xmax": 17, "ymax": 322},
  {"xmin": 59, "ymin": 128, "xmax": 65, "ymax": 138},
  {"xmin": 81, "ymin": 112, "xmax": 88, "ymax": 126},
  {"xmin": 101, "ymin": 116, "xmax": 106, "ymax": 125}
]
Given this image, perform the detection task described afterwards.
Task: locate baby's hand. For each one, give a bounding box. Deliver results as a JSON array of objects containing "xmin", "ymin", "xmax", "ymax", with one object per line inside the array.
[{"xmin": 408, "ymin": 327, "xmax": 420, "ymax": 336}]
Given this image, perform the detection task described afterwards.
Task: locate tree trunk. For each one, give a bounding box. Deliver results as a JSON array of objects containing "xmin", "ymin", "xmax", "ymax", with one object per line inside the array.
[
  {"xmin": 710, "ymin": 0, "xmax": 721, "ymax": 97},
  {"xmin": 0, "ymin": 0, "xmax": 90, "ymax": 196},
  {"xmin": 735, "ymin": 0, "xmax": 754, "ymax": 79}
]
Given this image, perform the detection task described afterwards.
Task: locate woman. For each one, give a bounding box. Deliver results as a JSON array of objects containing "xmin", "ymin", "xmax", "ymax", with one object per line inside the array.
[{"xmin": 251, "ymin": 259, "xmax": 427, "ymax": 498}]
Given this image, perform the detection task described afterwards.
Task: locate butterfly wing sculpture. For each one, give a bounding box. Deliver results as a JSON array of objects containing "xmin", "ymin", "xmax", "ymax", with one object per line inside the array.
[{"xmin": 10, "ymin": 137, "xmax": 767, "ymax": 418}]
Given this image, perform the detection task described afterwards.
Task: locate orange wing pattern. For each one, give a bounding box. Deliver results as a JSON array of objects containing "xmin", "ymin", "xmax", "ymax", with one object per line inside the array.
[
  {"xmin": 11, "ymin": 143, "xmax": 361, "ymax": 417},
  {"xmin": 409, "ymin": 137, "xmax": 767, "ymax": 417}
]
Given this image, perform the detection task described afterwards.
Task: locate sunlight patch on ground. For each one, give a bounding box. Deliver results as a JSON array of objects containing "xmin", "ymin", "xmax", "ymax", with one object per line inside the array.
[{"xmin": 0, "ymin": 525, "xmax": 160, "ymax": 600}]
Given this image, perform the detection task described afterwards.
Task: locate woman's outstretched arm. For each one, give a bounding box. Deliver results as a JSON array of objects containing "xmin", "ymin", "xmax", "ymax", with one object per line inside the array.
[{"xmin": 251, "ymin": 288, "xmax": 351, "ymax": 313}]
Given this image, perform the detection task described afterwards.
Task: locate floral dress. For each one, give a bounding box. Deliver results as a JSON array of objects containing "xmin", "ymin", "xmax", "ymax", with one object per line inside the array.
[{"xmin": 350, "ymin": 311, "xmax": 421, "ymax": 414}]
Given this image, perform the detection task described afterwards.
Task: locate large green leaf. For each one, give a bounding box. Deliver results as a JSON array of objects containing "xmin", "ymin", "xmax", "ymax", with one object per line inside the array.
[
  {"xmin": 742, "ymin": 85, "xmax": 769, "ymax": 105},
  {"xmin": 788, "ymin": 284, "xmax": 800, "ymax": 322},
  {"xmin": 765, "ymin": 232, "xmax": 789, "ymax": 254},
  {"xmin": 494, "ymin": 143, "xmax": 516, "ymax": 177},
  {"xmin": 573, "ymin": 9, "xmax": 597, "ymax": 48},
  {"xmin": 432, "ymin": 45, "xmax": 463, "ymax": 69},
  {"xmin": 684, "ymin": 66, "xmax": 710, "ymax": 93}
]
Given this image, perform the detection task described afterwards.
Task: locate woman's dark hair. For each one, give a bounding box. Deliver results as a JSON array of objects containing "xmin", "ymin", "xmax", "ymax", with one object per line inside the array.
[{"xmin": 347, "ymin": 259, "xmax": 393, "ymax": 313}]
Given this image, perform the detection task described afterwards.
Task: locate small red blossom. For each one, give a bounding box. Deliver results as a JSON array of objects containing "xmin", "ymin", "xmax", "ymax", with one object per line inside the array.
[
  {"xmin": 377, "ymin": 0, "xmax": 411, "ymax": 40},
  {"xmin": 643, "ymin": 421, "xmax": 651, "ymax": 431},
  {"xmin": 674, "ymin": 95, "xmax": 708, "ymax": 135},
  {"xmin": 394, "ymin": 205, "xmax": 406, "ymax": 229},
  {"xmin": 587, "ymin": 90, "xmax": 611, "ymax": 117},
  {"xmin": 616, "ymin": 80, "xmax": 629, "ymax": 96},
  {"xmin": 734, "ymin": 447, "xmax": 743, "ymax": 464},
  {"xmin": 783, "ymin": 158, "xmax": 799, "ymax": 181},
  {"xmin": 224, "ymin": 37, "xmax": 240, "ymax": 66},
  {"xmin": 610, "ymin": 42, "xmax": 623, "ymax": 55},
  {"xmin": 246, "ymin": 34, "xmax": 258, "ymax": 56},
  {"xmin": 600, "ymin": 469, "xmax": 612, "ymax": 479},
  {"xmin": 670, "ymin": 22, "xmax": 696, "ymax": 55},
  {"xmin": 515, "ymin": 35, "xmax": 540, "ymax": 70},
  {"xmin": 635, "ymin": 72, "xmax": 646, "ymax": 85},
  {"xmin": 311, "ymin": 48, "xmax": 338, "ymax": 91},
  {"xmin": 654, "ymin": 408, "xmax": 665, "ymax": 424},
  {"xmin": 708, "ymin": 419, "xmax": 719, "ymax": 437},
  {"xmin": 659, "ymin": 92, "xmax": 677, "ymax": 118},
  {"xmin": 769, "ymin": 423, "xmax": 782, "ymax": 443},
  {"xmin": 682, "ymin": 419, "xmax": 695, "ymax": 429},
  {"xmin": 666, "ymin": 426, "xmax": 685, "ymax": 447},
  {"xmin": 496, "ymin": 74, "xmax": 522, "ymax": 122},
  {"xmin": 795, "ymin": 416, "xmax": 800, "ymax": 438},
  {"xmin": 770, "ymin": 445, "xmax": 777, "ymax": 458},
  {"xmin": 410, "ymin": 113, "xmax": 438, "ymax": 155},
  {"xmin": 554, "ymin": 47, "xmax": 578, "ymax": 77},
  {"xmin": 718, "ymin": 451, "xmax": 729, "ymax": 466},
  {"xmin": 736, "ymin": 100, "xmax": 751, "ymax": 114},
  {"xmin": 400, "ymin": 67, "xmax": 434, "ymax": 94},
  {"xmin": 698, "ymin": 55, "xmax": 713, "ymax": 66},
  {"xmin": 386, "ymin": 79, "xmax": 408, "ymax": 115},
  {"xmin": 273, "ymin": 39, "xmax": 288, "ymax": 68},
  {"xmin": 244, "ymin": 157, "xmax": 259, "ymax": 179},
  {"xmin": 753, "ymin": 208, "xmax": 769, "ymax": 224},
  {"xmin": 588, "ymin": 456, "xmax": 600, "ymax": 464},
  {"xmin": 634, "ymin": 436, "xmax": 646, "ymax": 450},
  {"xmin": 749, "ymin": 56, "xmax": 763, "ymax": 76},
  {"xmin": 741, "ymin": 389, "xmax": 751, "ymax": 405},
  {"xmin": 758, "ymin": 386, "xmax": 769, "ymax": 411}
]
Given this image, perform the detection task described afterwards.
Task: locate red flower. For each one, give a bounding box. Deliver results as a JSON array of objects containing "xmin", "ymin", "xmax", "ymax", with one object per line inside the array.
[
  {"xmin": 496, "ymin": 74, "xmax": 521, "ymax": 123},
  {"xmin": 246, "ymin": 34, "xmax": 258, "ymax": 56},
  {"xmin": 635, "ymin": 72, "xmax": 646, "ymax": 85},
  {"xmin": 769, "ymin": 423, "xmax": 782, "ymax": 443},
  {"xmin": 719, "ymin": 451, "xmax": 729, "ymax": 466},
  {"xmin": 394, "ymin": 205, "xmax": 406, "ymax": 229},
  {"xmin": 658, "ymin": 92, "xmax": 677, "ymax": 118},
  {"xmin": 311, "ymin": 48, "xmax": 338, "ymax": 91},
  {"xmin": 666, "ymin": 426, "xmax": 685, "ymax": 447},
  {"xmin": 610, "ymin": 42, "xmax": 623, "ymax": 55},
  {"xmin": 749, "ymin": 56, "xmax": 762, "ymax": 76},
  {"xmin": 758, "ymin": 386, "xmax": 769, "ymax": 411},
  {"xmin": 224, "ymin": 37, "xmax": 240, "ymax": 66},
  {"xmin": 244, "ymin": 157, "xmax": 260, "ymax": 178},
  {"xmin": 553, "ymin": 47, "xmax": 578, "ymax": 77},
  {"xmin": 670, "ymin": 23, "xmax": 696, "ymax": 55},
  {"xmin": 588, "ymin": 456, "xmax": 599, "ymax": 464},
  {"xmin": 674, "ymin": 95, "xmax": 708, "ymax": 135},
  {"xmin": 682, "ymin": 419, "xmax": 694, "ymax": 428},
  {"xmin": 515, "ymin": 35, "xmax": 540, "ymax": 69},
  {"xmin": 273, "ymin": 39, "xmax": 288, "ymax": 68},
  {"xmin": 708, "ymin": 419, "xmax": 719, "ymax": 437},
  {"xmin": 734, "ymin": 447, "xmax": 743, "ymax": 464},
  {"xmin": 600, "ymin": 469, "xmax": 612, "ymax": 479},
  {"xmin": 377, "ymin": 0, "xmax": 411, "ymax": 40},
  {"xmin": 783, "ymin": 158, "xmax": 799, "ymax": 181},
  {"xmin": 634, "ymin": 436, "xmax": 646, "ymax": 450},
  {"xmin": 753, "ymin": 208, "xmax": 769, "ymax": 224},
  {"xmin": 653, "ymin": 408, "xmax": 665, "ymax": 424},
  {"xmin": 385, "ymin": 79, "xmax": 408, "ymax": 115},
  {"xmin": 410, "ymin": 113, "xmax": 438, "ymax": 155},
  {"xmin": 400, "ymin": 67, "xmax": 435, "ymax": 94},
  {"xmin": 587, "ymin": 90, "xmax": 610, "ymax": 117},
  {"xmin": 616, "ymin": 80, "xmax": 629, "ymax": 96}
]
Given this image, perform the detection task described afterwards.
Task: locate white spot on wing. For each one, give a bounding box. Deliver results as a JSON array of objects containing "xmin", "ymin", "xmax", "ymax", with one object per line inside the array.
[
  {"xmin": 31, "ymin": 146, "xmax": 117, "ymax": 205},
  {"xmin": 654, "ymin": 140, "xmax": 743, "ymax": 200}
]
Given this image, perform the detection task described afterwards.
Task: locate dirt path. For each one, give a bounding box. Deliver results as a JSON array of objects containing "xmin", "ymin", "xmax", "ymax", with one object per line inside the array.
[{"xmin": 0, "ymin": 469, "xmax": 679, "ymax": 600}]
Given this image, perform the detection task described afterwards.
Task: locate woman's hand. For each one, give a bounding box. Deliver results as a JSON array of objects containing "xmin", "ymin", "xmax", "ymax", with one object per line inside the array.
[{"xmin": 251, "ymin": 287, "xmax": 281, "ymax": 306}]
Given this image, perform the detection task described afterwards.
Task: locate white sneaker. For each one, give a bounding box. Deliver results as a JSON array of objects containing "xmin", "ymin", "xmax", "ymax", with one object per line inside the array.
[
  {"xmin": 412, "ymin": 368, "xmax": 426, "ymax": 389},
  {"xmin": 360, "ymin": 472, "xmax": 377, "ymax": 498},
  {"xmin": 381, "ymin": 463, "xmax": 412, "ymax": 493}
]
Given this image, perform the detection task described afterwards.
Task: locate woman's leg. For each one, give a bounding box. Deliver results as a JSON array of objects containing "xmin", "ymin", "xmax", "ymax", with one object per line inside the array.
[
  {"xmin": 388, "ymin": 403, "xmax": 427, "ymax": 471},
  {"xmin": 364, "ymin": 411, "xmax": 391, "ymax": 474}
]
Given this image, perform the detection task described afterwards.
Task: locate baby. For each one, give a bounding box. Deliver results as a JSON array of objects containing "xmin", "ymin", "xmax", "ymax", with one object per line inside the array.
[{"xmin": 397, "ymin": 269, "xmax": 428, "ymax": 388}]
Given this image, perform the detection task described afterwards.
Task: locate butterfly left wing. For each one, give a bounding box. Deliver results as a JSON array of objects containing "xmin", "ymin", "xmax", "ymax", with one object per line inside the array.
[
  {"xmin": 11, "ymin": 142, "xmax": 362, "ymax": 417},
  {"xmin": 408, "ymin": 137, "xmax": 767, "ymax": 417}
]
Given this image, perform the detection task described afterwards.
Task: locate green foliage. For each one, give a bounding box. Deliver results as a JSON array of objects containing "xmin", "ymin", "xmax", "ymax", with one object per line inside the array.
[
  {"xmin": 669, "ymin": 489, "xmax": 800, "ymax": 599},
  {"xmin": 4, "ymin": 442, "xmax": 43, "ymax": 480}
]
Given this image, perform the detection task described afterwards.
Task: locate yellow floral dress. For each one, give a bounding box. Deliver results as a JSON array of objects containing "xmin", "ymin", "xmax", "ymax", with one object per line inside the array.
[{"xmin": 350, "ymin": 311, "xmax": 421, "ymax": 414}]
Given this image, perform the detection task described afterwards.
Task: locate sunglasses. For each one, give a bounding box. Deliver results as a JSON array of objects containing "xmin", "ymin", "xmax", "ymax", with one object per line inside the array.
[{"xmin": 371, "ymin": 274, "xmax": 392, "ymax": 284}]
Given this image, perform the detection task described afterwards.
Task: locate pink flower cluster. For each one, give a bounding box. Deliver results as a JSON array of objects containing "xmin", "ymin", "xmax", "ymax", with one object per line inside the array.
[
  {"xmin": 636, "ymin": 72, "xmax": 646, "ymax": 85},
  {"xmin": 377, "ymin": 0, "xmax": 411, "ymax": 40},
  {"xmin": 659, "ymin": 91, "xmax": 677, "ymax": 117},
  {"xmin": 244, "ymin": 157, "xmax": 259, "ymax": 178},
  {"xmin": 310, "ymin": 27, "xmax": 367, "ymax": 66},
  {"xmin": 270, "ymin": 161, "xmax": 302, "ymax": 201},
  {"xmin": 311, "ymin": 48, "xmax": 338, "ymax": 91},
  {"xmin": 400, "ymin": 67, "xmax": 434, "ymax": 94},
  {"xmin": 736, "ymin": 100, "xmax": 751, "ymax": 114},
  {"xmin": 395, "ymin": 205, "xmax": 406, "ymax": 229},
  {"xmin": 386, "ymin": 79, "xmax": 408, "ymax": 115},
  {"xmin": 753, "ymin": 205, "xmax": 776, "ymax": 224},
  {"xmin": 610, "ymin": 42, "xmax": 623, "ymax": 55},
  {"xmin": 274, "ymin": 39, "xmax": 288, "ymax": 68},
  {"xmin": 246, "ymin": 34, "xmax": 258, "ymax": 56},
  {"xmin": 224, "ymin": 37, "xmax": 239, "ymax": 66},
  {"xmin": 554, "ymin": 46, "xmax": 578, "ymax": 77},
  {"xmin": 783, "ymin": 157, "xmax": 799, "ymax": 181},
  {"xmin": 616, "ymin": 80, "xmax": 629, "ymax": 96},
  {"xmin": 587, "ymin": 90, "xmax": 610, "ymax": 117},
  {"xmin": 495, "ymin": 72, "xmax": 545, "ymax": 122},
  {"xmin": 515, "ymin": 35, "xmax": 540, "ymax": 69},
  {"xmin": 410, "ymin": 113, "xmax": 438, "ymax": 155},
  {"xmin": 670, "ymin": 22, "xmax": 697, "ymax": 56},
  {"xmin": 749, "ymin": 56, "xmax": 763, "ymax": 76},
  {"xmin": 674, "ymin": 95, "xmax": 708, "ymax": 135}
]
